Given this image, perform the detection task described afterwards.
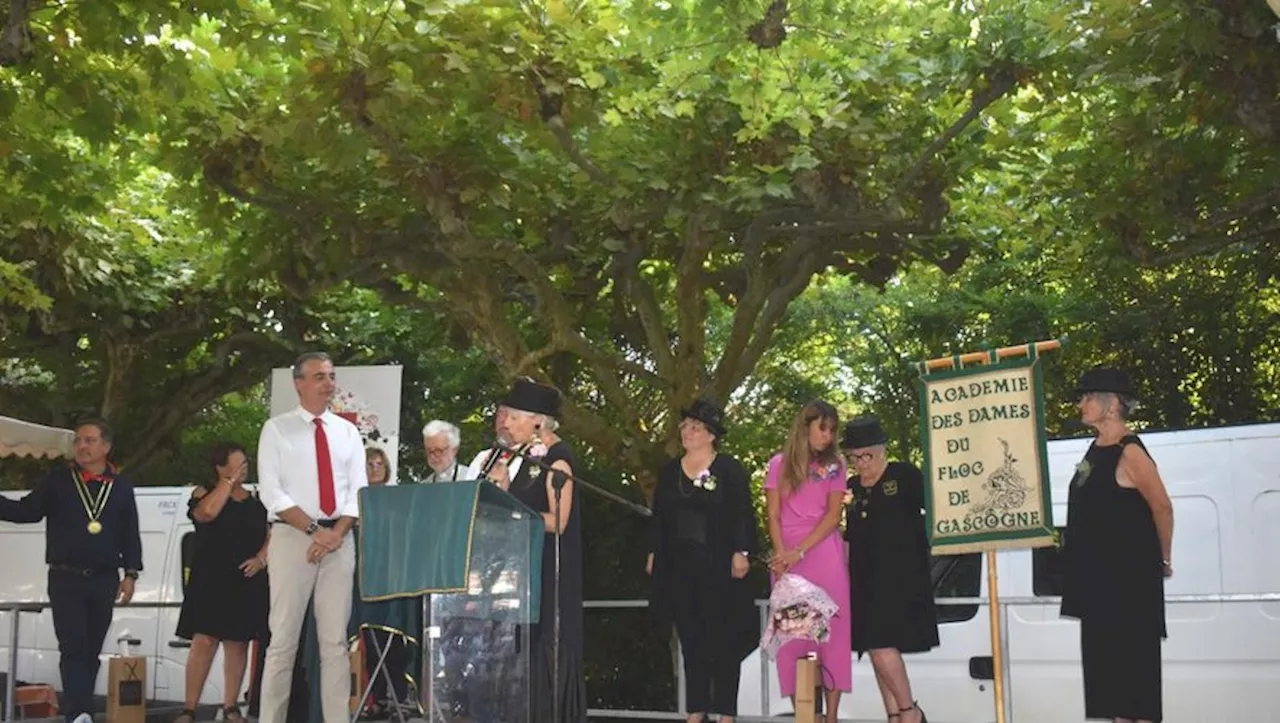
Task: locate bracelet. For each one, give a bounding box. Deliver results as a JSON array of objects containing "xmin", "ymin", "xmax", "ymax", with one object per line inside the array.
[{"xmin": 798, "ymin": 548, "xmax": 805, "ymax": 560}]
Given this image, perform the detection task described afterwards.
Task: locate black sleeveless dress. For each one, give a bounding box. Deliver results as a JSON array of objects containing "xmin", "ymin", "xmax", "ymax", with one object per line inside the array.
[
  {"xmin": 1060, "ymin": 435, "xmax": 1166, "ymax": 721},
  {"xmin": 509, "ymin": 441, "xmax": 586, "ymax": 722},
  {"xmin": 176, "ymin": 489, "xmax": 270, "ymax": 642}
]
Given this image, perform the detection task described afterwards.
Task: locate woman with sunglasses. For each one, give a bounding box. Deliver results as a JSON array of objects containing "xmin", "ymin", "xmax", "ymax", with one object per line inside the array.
[{"xmin": 841, "ymin": 417, "xmax": 937, "ymax": 723}]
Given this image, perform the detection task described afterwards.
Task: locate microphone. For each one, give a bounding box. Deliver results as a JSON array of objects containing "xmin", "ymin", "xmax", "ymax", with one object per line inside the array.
[{"xmin": 478, "ymin": 439, "xmax": 527, "ymax": 477}]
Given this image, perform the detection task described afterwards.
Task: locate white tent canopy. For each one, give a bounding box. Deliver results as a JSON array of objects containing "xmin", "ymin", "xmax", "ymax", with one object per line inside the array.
[{"xmin": 0, "ymin": 415, "xmax": 74, "ymax": 459}]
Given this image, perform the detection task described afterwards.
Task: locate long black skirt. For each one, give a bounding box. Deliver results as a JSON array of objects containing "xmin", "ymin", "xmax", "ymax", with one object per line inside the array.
[
  {"xmin": 527, "ymin": 632, "xmax": 587, "ymax": 723},
  {"xmin": 1080, "ymin": 616, "xmax": 1163, "ymax": 721}
]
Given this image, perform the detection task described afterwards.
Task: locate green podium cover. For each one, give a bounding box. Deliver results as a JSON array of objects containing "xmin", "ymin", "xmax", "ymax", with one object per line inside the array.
[{"xmin": 357, "ymin": 480, "xmax": 544, "ymax": 623}]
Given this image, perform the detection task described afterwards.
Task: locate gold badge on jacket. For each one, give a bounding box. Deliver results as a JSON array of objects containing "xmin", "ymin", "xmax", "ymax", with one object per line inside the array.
[{"xmin": 883, "ymin": 480, "xmax": 899, "ymax": 496}]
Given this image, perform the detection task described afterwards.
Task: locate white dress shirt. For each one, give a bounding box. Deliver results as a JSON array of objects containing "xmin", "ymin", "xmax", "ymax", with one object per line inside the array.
[
  {"xmin": 257, "ymin": 407, "xmax": 368, "ymax": 520},
  {"xmin": 422, "ymin": 461, "xmax": 462, "ymax": 484},
  {"xmin": 466, "ymin": 447, "xmax": 524, "ymax": 481}
]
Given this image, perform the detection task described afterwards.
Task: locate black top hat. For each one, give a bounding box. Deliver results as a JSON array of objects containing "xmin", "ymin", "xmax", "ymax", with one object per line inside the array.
[
  {"xmin": 840, "ymin": 416, "xmax": 888, "ymax": 450},
  {"xmin": 1074, "ymin": 367, "xmax": 1138, "ymax": 398},
  {"xmin": 500, "ymin": 377, "xmax": 562, "ymax": 417},
  {"xmin": 680, "ymin": 397, "xmax": 727, "ymax": 437}
]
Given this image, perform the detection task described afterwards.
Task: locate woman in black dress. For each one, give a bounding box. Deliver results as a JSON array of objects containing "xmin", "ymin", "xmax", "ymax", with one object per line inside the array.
[
  {"xmin": 174, "ymin": 442, "xmax": 270, "ymax": 723},
  {"xmin": 485, "ymin": 378, "xmax": 586, "ymax": 722},
  {"xmin": 841, "ymin": 417, "xmax": 936, "ymax": 723},
  {"xmin": 646, "ymin": 398, "xmax": 758, "ymax": 723},
  {"xmin": 1061, "ymin": 368, "xmax": 1173, "ymax": 723}
]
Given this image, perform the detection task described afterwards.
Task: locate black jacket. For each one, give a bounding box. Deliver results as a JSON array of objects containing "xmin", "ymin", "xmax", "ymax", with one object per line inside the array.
[{"xmin": 0, "ymin": 464, "xmax": 143, "ymax": 573}]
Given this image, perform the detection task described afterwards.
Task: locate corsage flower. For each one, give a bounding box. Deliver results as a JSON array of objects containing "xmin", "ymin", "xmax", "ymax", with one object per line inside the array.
[{"xmin": 692, "ymin": 469, "xmax": 718, "ymax": 491}]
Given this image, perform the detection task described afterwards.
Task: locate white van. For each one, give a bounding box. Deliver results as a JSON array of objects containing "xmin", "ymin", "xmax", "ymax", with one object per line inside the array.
[
  {"xmin": 0, "ymin": 485, "xmax": 248, "ymax": 709},
  {"xmin": 737, "ymin": 421, "xmax": 1280, "ymax": 722}
]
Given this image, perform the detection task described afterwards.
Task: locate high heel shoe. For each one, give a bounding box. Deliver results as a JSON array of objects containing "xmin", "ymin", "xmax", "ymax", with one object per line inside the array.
[{"xmin": 898, "ymin": 702, "xmax": 927, "ymax": 723}]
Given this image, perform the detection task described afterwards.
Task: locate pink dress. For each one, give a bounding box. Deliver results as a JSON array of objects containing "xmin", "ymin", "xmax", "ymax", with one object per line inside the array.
[{"xmin": 765, "ymin": 453, "xmax": 853, "ymax": 696}]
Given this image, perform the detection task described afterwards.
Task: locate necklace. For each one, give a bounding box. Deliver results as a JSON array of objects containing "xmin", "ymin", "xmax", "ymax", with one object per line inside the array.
[{"xmin": 677, "ymin": 454, "xmax": 716, "ymax": 497}]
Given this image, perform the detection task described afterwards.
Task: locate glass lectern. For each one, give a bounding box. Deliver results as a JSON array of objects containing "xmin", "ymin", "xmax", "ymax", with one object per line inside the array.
[{"xmin": 358, "ymin": 481, "xmax": 543, "ymax": 723}]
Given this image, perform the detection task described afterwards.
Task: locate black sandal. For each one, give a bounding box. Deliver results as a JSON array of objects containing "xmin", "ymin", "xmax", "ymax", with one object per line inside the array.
[{"xmin": 898, "ymin": 702, "xmax": 927, "ymax": 723}]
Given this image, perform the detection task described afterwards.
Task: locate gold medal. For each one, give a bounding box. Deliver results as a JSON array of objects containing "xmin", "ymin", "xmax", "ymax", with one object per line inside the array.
[
  {"xmin": 861, "ymin": 510, "xmax": 868, "ymax": 519},
  {"xmin": 73, "ymin": 467, "xmax": 113, "ymax": 538}
]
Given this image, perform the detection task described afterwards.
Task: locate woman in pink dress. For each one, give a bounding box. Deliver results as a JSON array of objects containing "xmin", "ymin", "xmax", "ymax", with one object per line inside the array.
[{"xmin": 765, "ymin": 400, "xmax": 852, "ymax": 723}]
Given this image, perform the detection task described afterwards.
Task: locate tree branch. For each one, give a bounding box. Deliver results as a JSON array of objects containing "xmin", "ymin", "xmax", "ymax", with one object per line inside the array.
[
  {"xmin": 532, "ymin": 69, "xmax": 611, "ymax": 186},
  {"xmin": 901, "ymin": 62, "xmax": 1024, "ymax": 188},
  {"xmin": 613, "ymin": 241, "xmax": 677, "ymax": 381},
  {"xmin": 672, "ymin": 212, "xmax": 714, "ymax": 403},
  {"xmin": 719, "ymin": 240, "xmax": 825, "ymax": 396},
  {"xmin": 0, "ymin": 0, "xmax": 32, "ymax": 67}
]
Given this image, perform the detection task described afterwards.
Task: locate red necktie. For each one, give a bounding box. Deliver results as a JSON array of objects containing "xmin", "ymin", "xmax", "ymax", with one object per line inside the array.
[{"xmin": 314, "ymin": 418, "xmax": 336, "ymax": 516}]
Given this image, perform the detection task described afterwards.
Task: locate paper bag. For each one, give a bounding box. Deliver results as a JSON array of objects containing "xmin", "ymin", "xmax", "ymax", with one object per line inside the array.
[
  {"xmin": 107, "ymin": 656, "xmax": 146, "ymax": 723},
  {"xmin": 794, "ymin": 656, "xmax": 819, "ymax": 723}
]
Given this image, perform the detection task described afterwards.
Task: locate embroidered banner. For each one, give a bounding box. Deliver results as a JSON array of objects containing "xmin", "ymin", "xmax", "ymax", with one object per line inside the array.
[
  {"xmin": 918, "ymin": 352, "xmax": 1055, "ymax": 555},
  {"xmin": 269, "ymin": 365, "xmax": 403, "ymax": 482}
]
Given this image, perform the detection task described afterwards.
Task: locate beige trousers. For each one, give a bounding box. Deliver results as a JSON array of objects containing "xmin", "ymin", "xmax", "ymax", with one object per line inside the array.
[{"xmin": 258, "ymin": 524, "xmax": 355, "ymax": 723}]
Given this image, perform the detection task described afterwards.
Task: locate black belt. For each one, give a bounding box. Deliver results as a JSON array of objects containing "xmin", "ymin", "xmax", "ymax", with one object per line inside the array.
[
  {"xmin": 49, "ymin": 564, "xmax": 116, "ymax": 577},
  {"xmin": 273, "ymin": 519, "xmax": 339, "ymax": 528}
]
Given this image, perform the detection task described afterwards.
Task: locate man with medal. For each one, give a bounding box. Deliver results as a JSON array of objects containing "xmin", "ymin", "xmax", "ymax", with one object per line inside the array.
[{"xmin": 0, "ymin": 418, "xmax": 143, "ymax": 723}]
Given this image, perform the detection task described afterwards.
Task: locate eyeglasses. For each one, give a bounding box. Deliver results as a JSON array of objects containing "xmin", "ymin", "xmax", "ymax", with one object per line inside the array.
[
  {"xmin": 367, "ymin": 460, "xmax": 387, "ymax": 468},
  {"xmin": 426, "ymin": 447, "xmax": 452, "ymax": 456},
  {"xmin": 844, "ymin": 451, "xmax": 878, "ymax": 463}
]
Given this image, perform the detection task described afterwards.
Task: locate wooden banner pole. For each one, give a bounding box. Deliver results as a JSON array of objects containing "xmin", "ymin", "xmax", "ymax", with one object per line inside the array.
[
  {"xmin": 920, "ymin": 337, "xmax": 1066, "ymax": 372},
  {"xmin": 986, "ymin": 552, "xmax": 1007, "ymax": 723}
]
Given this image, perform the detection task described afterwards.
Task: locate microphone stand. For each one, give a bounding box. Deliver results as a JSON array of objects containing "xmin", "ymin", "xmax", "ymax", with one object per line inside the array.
[
  {"xmin": 492, "ymin": 441, "xmax": 653, "ymax": 519},
  {"xmin": 490, "ymin": 443, "xmax": 651, "ymax": 722}
]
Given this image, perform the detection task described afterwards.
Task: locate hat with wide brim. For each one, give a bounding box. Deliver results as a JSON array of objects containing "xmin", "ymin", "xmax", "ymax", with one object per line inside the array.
[
  {"xmin": 500, "ymin": 377, "xmax": 562, "ymax": 417},
  {"xmin": 1074, "ymin": 367, "xmax": 1138, "ymax": 398},
  {"xmin": 679, "ymin": 397, "xmax": 727, "ymax": 437},
  {"xmin": 840, "ymin": 416, "xmax": 888, "ymax": 450}
]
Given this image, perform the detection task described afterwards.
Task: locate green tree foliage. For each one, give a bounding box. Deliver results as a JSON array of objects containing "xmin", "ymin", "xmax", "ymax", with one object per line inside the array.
[{"xmin": 4, "ymin": 0, "xmax": 1275, "ymax": 497}]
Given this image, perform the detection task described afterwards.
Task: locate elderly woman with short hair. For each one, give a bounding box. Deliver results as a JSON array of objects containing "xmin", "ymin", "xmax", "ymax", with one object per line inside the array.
[
  {"xmin": 841, "ymin": 416, "xmax": 936, "ymax": 723},
  {"xmin": 1061, "ymin": 368, "xmax": 1172, "ymax": 723}
]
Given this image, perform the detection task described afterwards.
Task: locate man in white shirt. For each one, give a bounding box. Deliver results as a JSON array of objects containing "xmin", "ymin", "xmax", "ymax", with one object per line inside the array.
[
  {"xmin": 421, "ymin": 420, "xmax": 463, "ymax": 483},
  {"xmin": 465, "ymin": 406, "xmax": 525, "ymax": 487},
  {"xmin": 256, "ymin": 351, "xmax": 368, "ymax": 723}
]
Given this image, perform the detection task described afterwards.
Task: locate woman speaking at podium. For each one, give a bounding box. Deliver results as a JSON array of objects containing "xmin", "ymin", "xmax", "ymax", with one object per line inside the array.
[{"xmin": 486, "ymin": 377, "xmax": 586, "ymax": 722}]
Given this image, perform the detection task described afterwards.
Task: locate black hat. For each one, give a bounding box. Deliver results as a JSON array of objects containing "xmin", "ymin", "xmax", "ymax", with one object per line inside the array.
[
  {"xmin": 500, "ymin": 377, "xmax": 562, "ymax": 417},
  {"xmin": 680, "ymin": 397, "xmax": 727, "ymax": 437},
  {"xmin": 840, "ymin": 416, "xmax": 888, "ymax": 450},
  {"xmin": 1074, "ymin": 367, "xmax": 1138, "ymax": 398}
]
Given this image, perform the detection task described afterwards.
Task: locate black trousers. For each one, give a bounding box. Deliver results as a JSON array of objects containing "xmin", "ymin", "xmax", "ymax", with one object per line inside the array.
[
  {"xmin": 48, "ymin": 568, "xmax": 118, "ymax": 722},
  {"xmin": 674, "ymin": 585, "xmax": 740, "ymax": 716}
]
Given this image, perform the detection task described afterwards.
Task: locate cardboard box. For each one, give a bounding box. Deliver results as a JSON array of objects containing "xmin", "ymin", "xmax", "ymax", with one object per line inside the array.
[
  {"xmin": 107, "ymin": 656, "xmax": 146, "ymax": 723},
  {"xmin": 794, "ymin": 655, "xmax": 819, "ymax": 723}
]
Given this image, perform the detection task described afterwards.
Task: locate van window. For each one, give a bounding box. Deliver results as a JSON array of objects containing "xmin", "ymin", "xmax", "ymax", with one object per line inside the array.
[
  {"xmin": 1032, "ymin": 527, "xmax": 1066, "ymax": 596},
  {"xmin": 932, "ymin": 553, "xmax": 981, "ymax": 623}
]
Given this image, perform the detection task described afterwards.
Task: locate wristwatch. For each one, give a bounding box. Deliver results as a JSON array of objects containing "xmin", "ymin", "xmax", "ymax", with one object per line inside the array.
[
  {"xmin": 304, "ymin": 520, "xmax": 320, "ymax": 536},
  {"xmin": 124, "ymin": 570, "xmax": 139, "ymax": 580}
]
